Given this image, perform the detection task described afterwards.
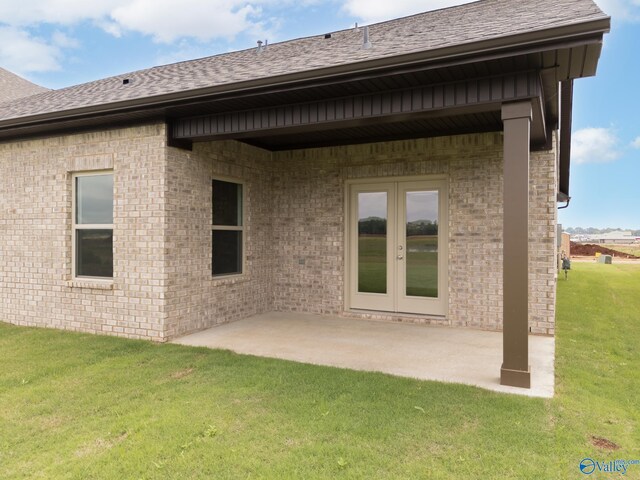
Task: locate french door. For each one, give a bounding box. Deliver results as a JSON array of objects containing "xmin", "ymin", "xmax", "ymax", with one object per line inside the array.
[{"xmin": 348, "ymin": 178, "xmax": 448, "ymax": 316}]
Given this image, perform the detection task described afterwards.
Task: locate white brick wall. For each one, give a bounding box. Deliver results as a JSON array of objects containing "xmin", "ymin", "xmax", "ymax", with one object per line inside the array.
[
  {"xmin": 272, "ymin": 133, "xmax": 557, "ymax": 334},
  {"xmin": 0, "ymin": 125, "xmax": 557, "ymax": 340},
  {"xmin": 163, "ymin": 140, "xmax": 275, "ymax": 338},
  {"xmin": 0, "ymin": 124, "xmax": 168, "ymax": 340}
]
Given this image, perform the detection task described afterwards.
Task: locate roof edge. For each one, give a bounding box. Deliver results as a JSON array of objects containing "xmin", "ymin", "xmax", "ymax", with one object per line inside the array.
[{"xmin": 0, "ymin": 16, "xmax": 610, "ymax": 132}]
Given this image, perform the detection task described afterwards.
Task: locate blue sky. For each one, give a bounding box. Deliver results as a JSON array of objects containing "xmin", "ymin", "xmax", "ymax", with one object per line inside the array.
[{"xmin": 1, "ymin": 0, "xmax": 638, "ymax": 229}]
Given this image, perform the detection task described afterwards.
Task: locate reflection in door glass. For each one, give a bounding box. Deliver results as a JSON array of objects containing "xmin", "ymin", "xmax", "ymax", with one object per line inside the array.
[
  {"xmin": 358, "ymin": 192, "xmax": 387, "ymax": 294},
  {"xmin": 406, "ymin": 191, "xmax": 438, "ymax": 298}
]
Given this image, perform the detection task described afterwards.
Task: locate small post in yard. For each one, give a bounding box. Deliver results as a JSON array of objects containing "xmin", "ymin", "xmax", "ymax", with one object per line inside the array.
[{"xmin": 561, "ymin": 251, "xmax": 571, "ymax": 280}]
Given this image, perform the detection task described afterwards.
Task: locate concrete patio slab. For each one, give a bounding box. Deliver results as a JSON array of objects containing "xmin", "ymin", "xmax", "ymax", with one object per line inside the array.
[{"xmin": 172, "ymin": 312, "xmax": 555, "ymax": 398}]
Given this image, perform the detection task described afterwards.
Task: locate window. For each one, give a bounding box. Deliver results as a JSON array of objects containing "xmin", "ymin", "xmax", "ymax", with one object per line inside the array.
[
  {"xmin": 212, "ymin": 179, "xmax": 243, "ymax": 276},
  {"xmin": 73, "ymin": 172, "xmax": 114, "ymax": 279}
]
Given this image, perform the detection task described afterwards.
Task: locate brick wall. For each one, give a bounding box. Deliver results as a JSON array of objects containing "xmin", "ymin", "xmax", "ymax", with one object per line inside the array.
[
  {"xmin": 163, "ymin": 140, "xmax": 275, "ymax": 338},
  {"xmin": 0, "ymin": 126, "xmax": 557, "ymax": 339},
  {"xmin": 529, "ymin": 142, "xmax": 558, "ymax": 335},
  {"xmin": 0, "ymin": 124, "xmax": 168, "ymax": 340},
  {"xmin": 272, "ymin": 133, "xmax": 557, "ymax": 334}
]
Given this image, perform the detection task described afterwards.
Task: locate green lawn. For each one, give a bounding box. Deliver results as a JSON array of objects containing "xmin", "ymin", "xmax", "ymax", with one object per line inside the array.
[
  {"xmin": 553, "ymin": 263, "xmax": 640, "ymax": 476},
  {"xmin": 1, "ymin": 263, "xmax": 639, "ymax": 479}
]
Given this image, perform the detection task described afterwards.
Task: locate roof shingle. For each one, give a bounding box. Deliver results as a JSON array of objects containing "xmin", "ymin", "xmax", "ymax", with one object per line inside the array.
[
  {"xmin": 0, "ymin": 0, "xmax": 607, "ymax": 123},
  {"xmin": 0, "ymin": 68, "xmax": 49, "ymax": 105}
]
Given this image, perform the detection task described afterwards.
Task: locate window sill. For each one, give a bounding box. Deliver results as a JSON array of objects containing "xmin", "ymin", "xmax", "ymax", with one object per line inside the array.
[
  {"xmin": 211, "ymin": 274, "xmax": 250, "ymax": 287},
  {"xmin": 66, "ymin": 280, "xmax": 114, "ymax": 290}
]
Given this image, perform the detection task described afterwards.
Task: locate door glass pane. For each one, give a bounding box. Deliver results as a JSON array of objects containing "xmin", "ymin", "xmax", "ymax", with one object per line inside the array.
[
  {"xmin": 358, "ymin": 192, "xmax": 387, "ymax": 294},
  {"xmin": 406, "ymin": 191, "xmax": 438, "ymax": 298}
]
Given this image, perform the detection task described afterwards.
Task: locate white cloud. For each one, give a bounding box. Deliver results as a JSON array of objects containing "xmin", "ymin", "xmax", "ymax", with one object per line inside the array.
[
  {"xmin": 571, "ymin": 127, "xmax": 622, "ymax": 164},
  {"xmin": 0, "ymin": 1, "xmax": 122, "ymax": 27},
  {"xmin": 342, "ymin": 0, "xmax": 474, "ymax": 24},
  {"xmin": 0, "ymin": 0, "xmax": 302, "ymax": 72},
  {"xmin": 0, "ymin": 0, "xmax": 298, "ymax": 44},
  {"xmin": 632, "ymin": 137, "xmax": 640, "ymax": 148},
  {"xmin": 95, "ymin": 20, "xmax": 124, "ymax": 38},
  {"xmin": 593, "ymin": 0, "xmax": 640, "ymax": 22},
  {"xmin": 110, "ymin": 0, "xmax": 260, "ymax": 43},
  {"xmin": 0, "ymin": 26, "xmax": 62, "ymax": 74}
]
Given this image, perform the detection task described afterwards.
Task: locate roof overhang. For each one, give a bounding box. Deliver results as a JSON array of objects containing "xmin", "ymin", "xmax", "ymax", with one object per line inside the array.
[
  {"xmin": 169, "ymin": 71, "xmax": 548, "ymax": 151},
  {"xmin": 0, "ymin": 16, "xmax": 608, "ymax": 144},
  {"xmin": 558, "ymin": 80, "xmax": 574, "ymax": 199}
]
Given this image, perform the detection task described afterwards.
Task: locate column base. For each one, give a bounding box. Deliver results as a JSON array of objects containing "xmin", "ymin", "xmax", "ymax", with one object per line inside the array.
[{"xmin": 500, "ymin": 365, "xmax": 531, "ymax": 388}]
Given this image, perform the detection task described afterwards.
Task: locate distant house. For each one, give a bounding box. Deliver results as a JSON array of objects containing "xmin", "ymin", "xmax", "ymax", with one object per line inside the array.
[
  {"xmin": 0, "ymin": 0, "xmax": 610, "ymax": 389},
  {"xmin": 581, "ymin": 231, "xmax": 637, "ymax": 244}
]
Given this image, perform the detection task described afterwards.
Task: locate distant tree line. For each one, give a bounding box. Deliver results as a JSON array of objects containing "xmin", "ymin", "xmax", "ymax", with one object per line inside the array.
[
  {"xmin": 406, "ymin": 220, "xmax": 438, "ymax": 236},
  {"xmin": 565, "ymin": 227, "xmax": 640, "ymax": 236},
  {"xmin": 358, "ymin": 217, "xmax": 386, "ymax": 235},
  {"xmin": 359, "ymin": 217, "xmax": 438, "ymax": 236}
]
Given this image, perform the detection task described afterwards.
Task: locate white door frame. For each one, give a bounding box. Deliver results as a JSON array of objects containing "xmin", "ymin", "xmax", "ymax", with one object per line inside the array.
[{"xmin": 345, "ymin": 175, "xmax": 448, "ymax": 316}]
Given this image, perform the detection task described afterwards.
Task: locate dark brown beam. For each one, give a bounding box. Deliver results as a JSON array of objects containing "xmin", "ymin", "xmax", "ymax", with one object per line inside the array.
[
  {"xmin": 177, "ymin": 102, "xmax": 507, "ymax": 143},
  {"xmin": 171, "ymin": 72, "xmax": 544, "ymax": 143},
  {"xmin": 166, "ymin": 117, "xmax": 193, "ymax": 150},
  {"xmin": 531, "ymin": 89, "xmax": 547, "ymax": 146},
  {"xmin": 501, "ymin": 101, "xmax": 532, "ymax": 389},
  {"xmin": 559, "ymin": 80, "xmax": 574, "ymax": 198},
  {"xmin": 167, "ymin": 135, "xmax": 193, "ymax": 151},
  {"xmin": 241, "ymin": 122, "xmax": 502, "ymax": 151}
]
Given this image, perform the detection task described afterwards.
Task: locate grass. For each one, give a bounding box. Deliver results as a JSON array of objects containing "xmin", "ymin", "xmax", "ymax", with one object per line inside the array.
[
  {"xmin": 602, "ymin": 244, "xmax": 640, "ymax": 257},
  {"xmin": 1, "ymin": 263, "xmax": 639, "ymax": 479},
  {"xmin": 553, "ymin": 263, "xmax": 640, "ymax": 476},
  {"xmin": 358, "ymin": 236, "xmax": 438, "ymax": 297}
]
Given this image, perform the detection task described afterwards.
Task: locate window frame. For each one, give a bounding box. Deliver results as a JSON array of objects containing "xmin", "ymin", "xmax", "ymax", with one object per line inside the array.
[
  {"xmin": 72, "ymin": 170, "xmax": 114, "ymax": 281},
  {"xmin": 211, "ymin": 176, "xmax": 246, "ymax": 278}
]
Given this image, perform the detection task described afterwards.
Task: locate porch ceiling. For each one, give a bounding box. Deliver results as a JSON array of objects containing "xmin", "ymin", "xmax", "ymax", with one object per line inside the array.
[
  {"xmin": 241, "ymin": 111, "xmax": 503, "ymax": 151},
  {"xmin": 169, "ymin": 70, "xmax": 548, "ymax": 151}
]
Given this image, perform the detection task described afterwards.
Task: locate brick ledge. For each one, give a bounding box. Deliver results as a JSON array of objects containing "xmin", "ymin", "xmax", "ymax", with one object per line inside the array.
[{"xmin": 66, "ymin": 280, "xmax": 114, "ymax": 290}]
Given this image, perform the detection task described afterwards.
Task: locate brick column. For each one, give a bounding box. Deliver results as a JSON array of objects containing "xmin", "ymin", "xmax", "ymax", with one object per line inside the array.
[{"xmin": 500, "ymin": 101, "xmax": 532, "ymax": 389}]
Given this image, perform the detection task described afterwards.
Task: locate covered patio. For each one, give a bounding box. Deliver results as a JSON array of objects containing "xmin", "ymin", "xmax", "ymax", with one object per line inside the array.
[
  {"xmin": 173, "ymin": 312, "xmax": 555, "ymax": 398},
  {"xmin": 161, "ymin": 15, "xmax": 607, "ymax": 389},
  {"xmin": 0, "ymin": 0, "xmax": 609, "ymax": 395}
]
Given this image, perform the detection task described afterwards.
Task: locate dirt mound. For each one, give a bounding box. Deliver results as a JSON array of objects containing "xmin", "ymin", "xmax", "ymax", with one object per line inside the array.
[
  {"xmin": 591, "ymin": 435, "xmax": 620, "ymax": 451},
  {"xmin": 570, "ymin": 241, "xmax": 639, "ymax": 259}
]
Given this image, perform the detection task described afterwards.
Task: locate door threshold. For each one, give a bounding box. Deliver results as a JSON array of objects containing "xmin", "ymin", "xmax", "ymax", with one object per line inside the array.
[{"xmin": 342, "ymin": 309, "xmax": 448, "ymax": 327}]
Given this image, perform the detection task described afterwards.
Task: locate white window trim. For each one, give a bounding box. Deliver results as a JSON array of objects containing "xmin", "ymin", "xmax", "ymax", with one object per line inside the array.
[
  {"xmin": 212, "ymin": 175, "xmax": 246, "ymax": 279},
  {"xmin": 72, "ymin": 170, "xmax": 114, "ymax": 282}
]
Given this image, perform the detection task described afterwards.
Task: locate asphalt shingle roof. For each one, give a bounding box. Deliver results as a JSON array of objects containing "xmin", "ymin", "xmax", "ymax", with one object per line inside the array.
[
  {"xmin": 0, "ymin": 0, "xmax": 607, "ymax": 124},
  {"xmin": 0, "ymin": 68, "xmax": 49, "ymax": 105}
]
